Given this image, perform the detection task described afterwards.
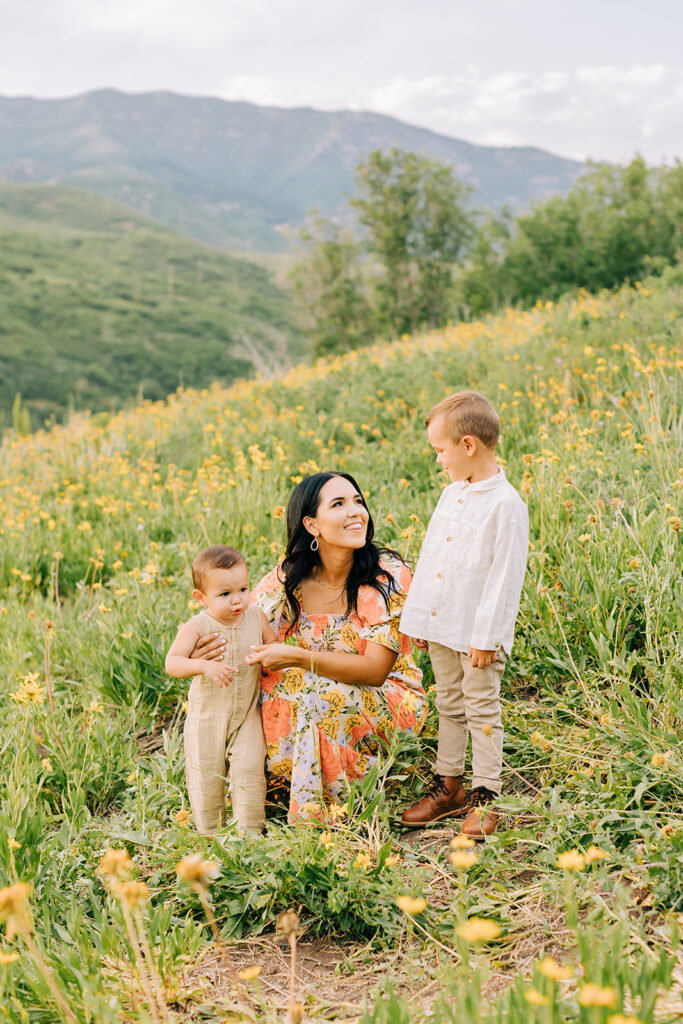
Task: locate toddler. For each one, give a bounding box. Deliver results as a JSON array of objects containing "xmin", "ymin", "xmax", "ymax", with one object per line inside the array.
[
  {"xmin": 166, "ymin": 544, "xmax": 276, "ymax": 835},
  {"xmin": 399, "ymin": 391, "xmax": 529, "ymax": 838}
]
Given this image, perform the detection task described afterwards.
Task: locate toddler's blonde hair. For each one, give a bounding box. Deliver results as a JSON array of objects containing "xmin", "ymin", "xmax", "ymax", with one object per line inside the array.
[{"xmin": 425, "ymin": 390, "xmax": 500, "ymax": 448}]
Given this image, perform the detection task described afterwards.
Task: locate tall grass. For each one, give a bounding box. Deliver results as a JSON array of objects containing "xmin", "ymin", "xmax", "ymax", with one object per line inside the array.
[{"xmin": 0, "ymin": 267, "xmax": 680, "ymax": 1021}]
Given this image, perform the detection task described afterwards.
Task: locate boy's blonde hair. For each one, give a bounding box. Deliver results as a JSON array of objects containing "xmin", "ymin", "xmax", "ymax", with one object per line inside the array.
[
  {"xmin": 425, "ymin": 390, "xmax": 500, "ymax": 448},
  {"xmin": 192, "ymin": 545, "xmax": 245, "ymax": 591}
]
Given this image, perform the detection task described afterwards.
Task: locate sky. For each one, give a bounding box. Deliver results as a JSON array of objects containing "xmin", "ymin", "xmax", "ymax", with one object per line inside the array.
[{"xmin": 1, "ymin": 0, "xmax": 682, "ymax": 163}]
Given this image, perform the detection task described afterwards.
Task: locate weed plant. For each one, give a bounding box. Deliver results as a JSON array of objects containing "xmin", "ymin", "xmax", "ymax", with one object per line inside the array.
[{"xmin": 0, "ymin": 269, "xmax": 680, "ymax": 1020}]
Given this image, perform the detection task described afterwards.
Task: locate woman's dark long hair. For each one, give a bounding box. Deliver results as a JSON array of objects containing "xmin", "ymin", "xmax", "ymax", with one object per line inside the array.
[{"xmin": 280, "ymin": 472, "xmax": 403, "ymax": 634}]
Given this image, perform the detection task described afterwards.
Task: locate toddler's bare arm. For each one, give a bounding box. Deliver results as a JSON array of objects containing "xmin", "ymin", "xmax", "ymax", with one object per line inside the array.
[
  {"xmin": 259, "ymin": 609, "xmax": 278, "ymax": 645},
  {"xmin": 166, "ymin": 620, "xmax": 236, "ymax": 687}
]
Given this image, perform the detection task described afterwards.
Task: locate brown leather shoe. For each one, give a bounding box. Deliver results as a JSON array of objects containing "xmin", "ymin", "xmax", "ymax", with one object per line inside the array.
[
  {"xmin": 460, "ymin": 787, "xmax": 499, "ymax": 840},
  {"xmin": 401, "ymin": 775, "xmax": 468, "ymax": 828}
]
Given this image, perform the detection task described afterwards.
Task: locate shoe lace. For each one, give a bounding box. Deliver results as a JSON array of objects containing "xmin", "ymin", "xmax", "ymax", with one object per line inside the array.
[
  {"xmin": 426, "ymin": 775, "xmax": 450, "ymax": 799},
  {"xmin": 470, "ymin": 787, "xmax": 495, "ymax": 808}
]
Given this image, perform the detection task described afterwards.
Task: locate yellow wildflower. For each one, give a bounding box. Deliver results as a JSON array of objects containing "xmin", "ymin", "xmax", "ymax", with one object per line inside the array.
[
  {"xmin": 319, "ymin": 831, "xmax": 333, "ymax": 848},
  {"xmin": 176, "ymin": 854, "xmax": 220, "ymax": 886},
  {"xmin": 449, "ymin": 851, "xmax": 478, "ymax": 869},
  {"xmin": 457, "ymin": 917, "xmax": 501, "ymax": 942},
  {"xmin": 537, "ymin": 956, "xmax": 574, "ymax": 980},
  {"xmin": 585, "ymin": 846, "xmax": 609, "ymax": 863},
  {"xmin": 238, "ymin": 965, "xmax": 262, "ymax": 981},
  {"xmin": 385, "ymin": 854, "xmax": 401, "ymax": 866},
  {"xmin": 354, "ymin": 852, "xmax": 372, "ymax": 870},
  {"xmin": 327, "ymin": 803, "xmax": 347, "ymax": 822},
  {"xmin": 174, "ymin": 809, "xmax": 191, "ymax": 827},
  {"xmin": 7, "ymin": 839, "xmax": 21, "ymax": 851},
  {"xmin": 556, "ymin": 850, "xmax": 586, "ymax": 871},
  {"xmin": 0, "ymin": 951, "xmax": 20, "ymax": 964},
  {"xmin": 112, "ymin": 881, "xmax": 149, "ymax": 908},
  {"xmin": 450, "ymin": 835, "xmax": 476, "ymax": 850},
  {"xmin": 524, "ymin": 988, "xmax": 549, "ymax": 1006},
  {"xmin": 100, "ymin": 849, "xmax": 133, "ymax": 879},
  {"xmin": 578, "ymin": 984, "xmax": 617, "ymax": 1008},
  {"xmin": 607, "ymin": 1016, "xmax": 643, "ymax": 1024},
  {"xmin": 0, "ymin": 883, "xmax": 31, "ymax": 939},
  {"xmin": 396, "ymin": 896, "xmax": 427, "ymax": 915}
]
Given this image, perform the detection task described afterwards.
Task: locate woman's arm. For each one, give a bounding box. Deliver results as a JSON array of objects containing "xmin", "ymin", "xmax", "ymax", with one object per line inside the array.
[{"xmin": 245, "ymin": 640, "xmax": 397, "ymax": 688}]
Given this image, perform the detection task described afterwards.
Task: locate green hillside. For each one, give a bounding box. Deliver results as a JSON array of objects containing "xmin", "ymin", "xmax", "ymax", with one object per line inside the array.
[
  {"xmin": 0, "ymin": 184, "xmax": 305, "ymax": 426},
  {"xmin": 0, "ymin": 89, "xmax": 584, "ymax": 250},
  {"xmin": 0, "ymin": 271, "xmax": 680, "ymax": 1020}
]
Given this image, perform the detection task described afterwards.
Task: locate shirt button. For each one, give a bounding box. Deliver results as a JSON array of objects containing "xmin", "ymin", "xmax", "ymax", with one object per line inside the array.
[
  {"xmin": 446, "ymin": 536, "xmax": 452, "ymax": 542},
  {"xmin": 430, "ymin": 609, "xmax": 437, "ymax": 616},
  {"xmin": 437, "ymin": 572, "xmax": 443, "ymax": 579},
  {"xmin": 457, "ymin": 498, "xmax": 464, "ymax": 504}
]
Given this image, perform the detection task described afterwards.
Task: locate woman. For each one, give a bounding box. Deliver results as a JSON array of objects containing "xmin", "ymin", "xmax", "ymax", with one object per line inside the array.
[{"xmin": 197, "ymin": 472, "xmax": 427, "ymax": 822}]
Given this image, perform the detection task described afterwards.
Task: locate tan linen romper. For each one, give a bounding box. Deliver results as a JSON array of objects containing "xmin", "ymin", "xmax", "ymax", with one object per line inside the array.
[{"xmin": 183, "ymin": 604, "xmax": 266, "ymax": 834}]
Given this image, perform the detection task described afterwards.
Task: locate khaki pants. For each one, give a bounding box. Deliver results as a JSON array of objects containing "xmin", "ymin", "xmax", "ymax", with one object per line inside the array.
[
  {"xmin": 429, "ymin": 642, "xmax": 505, "ymax": 794},
  {"xmin": 184, "ymin": 679, "xmax": 266, "ymax": 835}
]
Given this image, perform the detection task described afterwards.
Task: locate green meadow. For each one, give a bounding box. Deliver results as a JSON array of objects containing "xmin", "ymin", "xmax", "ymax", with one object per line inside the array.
[
  {"xmin": 0, "ymin": 184, "xmax": 304, "ymax": 428},
  {"xmin": 0, "ymin": 268, "xmax": 681, "ymax": 1021}
]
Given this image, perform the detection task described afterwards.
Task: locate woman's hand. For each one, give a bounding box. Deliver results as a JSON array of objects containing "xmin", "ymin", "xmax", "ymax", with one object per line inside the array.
[
  {"xmin": 245, "ymin": 643, "xmax": 304, "ymax": 671},
  {"xmin": 189, "ymin": 632, "xmax": 227, "ymax": 662}
]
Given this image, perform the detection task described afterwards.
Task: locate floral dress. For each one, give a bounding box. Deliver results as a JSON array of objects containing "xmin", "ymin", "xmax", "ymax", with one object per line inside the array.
[{"xmin": 252, "ymin": 556, "xmax": 427, "ymax": 822}]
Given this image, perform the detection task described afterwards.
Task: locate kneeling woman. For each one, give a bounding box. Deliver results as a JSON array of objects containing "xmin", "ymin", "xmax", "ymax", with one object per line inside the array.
[{"xmin": 246, "ymin": 472, "xmax": 427, "ymax": 822}]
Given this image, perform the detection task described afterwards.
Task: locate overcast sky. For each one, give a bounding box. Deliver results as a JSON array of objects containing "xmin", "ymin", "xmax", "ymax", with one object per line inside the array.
[{"xmin": 2, "ymin": 0, "xmax": 681, "ymax": 162}]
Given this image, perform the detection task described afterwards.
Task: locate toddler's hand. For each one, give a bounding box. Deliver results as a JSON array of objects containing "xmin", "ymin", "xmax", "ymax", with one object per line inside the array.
[
  {"xmin": 414, "ymin": 639, "xmax": 429, "ymax": 651},
  {"xmin": 202, "ymin": 659, "xmax": 236, "ymax": 687},
  {"xmin": 468, "ymin": 647, "xmax": 497, "ymax": 669}
]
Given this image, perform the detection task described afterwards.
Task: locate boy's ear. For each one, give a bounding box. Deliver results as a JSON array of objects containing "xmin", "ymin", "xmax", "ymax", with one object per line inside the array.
[
  {"xmin": 192, "ymin": 588, "xmax": 206, "ymax": 605},
  {"xmin": 462, "ymin": 434, "xmax": 478, "ymax": 457}
]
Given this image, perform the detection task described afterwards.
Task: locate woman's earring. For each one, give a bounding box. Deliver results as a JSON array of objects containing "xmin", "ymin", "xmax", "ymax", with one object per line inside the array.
[{"xmin": 310, "ymin": 537, "xmax": 319, "ymax": 552}]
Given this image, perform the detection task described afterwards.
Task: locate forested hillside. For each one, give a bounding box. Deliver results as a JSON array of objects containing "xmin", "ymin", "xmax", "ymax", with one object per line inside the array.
[{"xmin": 0, "ymin": 184, "xmax": 304, "ymax": 427}]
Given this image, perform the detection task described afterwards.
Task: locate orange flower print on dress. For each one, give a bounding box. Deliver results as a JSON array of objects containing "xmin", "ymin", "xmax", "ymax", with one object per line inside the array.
[
  {"xmin": 262, "ymin": 696, "xmax": 291, "ymax": 746},
  {"xmin": 252, "ymin": 556, "xmax": 426, "ymax": 823}
]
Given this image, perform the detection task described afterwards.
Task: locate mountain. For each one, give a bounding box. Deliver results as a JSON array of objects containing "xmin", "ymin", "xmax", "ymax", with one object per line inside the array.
[
  {"xmin": 0, "ymin": 184, "xmax": 304, "ymax": 426},
  {"xmin": 0, "ymin": 89, "xmax": 585, "ymax": 251}
]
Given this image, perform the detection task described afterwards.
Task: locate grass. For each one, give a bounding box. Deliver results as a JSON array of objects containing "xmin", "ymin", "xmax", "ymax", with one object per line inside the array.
[
  {"xmin": 0, "ymin": 183, "xmax": 305, "ymax": 429},
  {"xmin": 0, "ymin": 266, "xmax": 681, "ymax": 1021}
]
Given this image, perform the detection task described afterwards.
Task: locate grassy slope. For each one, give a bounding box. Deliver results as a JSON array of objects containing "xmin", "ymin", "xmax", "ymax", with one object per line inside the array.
[
  {"xmin": 0, "ymin": 272, "xmax": 681, "ymax": 1021},
  {"xmin": 0, "ymin": 184, "xmax": 305, "ymax": 425}
]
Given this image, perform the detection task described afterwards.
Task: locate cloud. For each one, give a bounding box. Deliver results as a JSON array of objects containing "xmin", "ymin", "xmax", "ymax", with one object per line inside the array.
[
  {"xmin": 360, "ymin": 67, "xmax": 683, "ymax": 163},
  {"xmin": 219, "ymin": 65, "xmax": 683, "ymax": 163}
]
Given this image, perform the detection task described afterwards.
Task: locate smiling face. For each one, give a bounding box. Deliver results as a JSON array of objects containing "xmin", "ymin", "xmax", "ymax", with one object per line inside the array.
[
  {"xmin": 304, "ymin": 475, "xmax": 370, "ymax": 551},
  {"xmin": 427, "ymin": 415, "xmax": 474, "ymax": 482},
  {"xmin": 194, "ymin": 562, "xmax": 250, "ymax": 624}
]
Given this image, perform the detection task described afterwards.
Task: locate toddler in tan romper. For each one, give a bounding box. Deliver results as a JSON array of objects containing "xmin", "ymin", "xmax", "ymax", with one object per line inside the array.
[{"xmin": 166, "ymin": 545, "xmax": 277, "ymax": 835}]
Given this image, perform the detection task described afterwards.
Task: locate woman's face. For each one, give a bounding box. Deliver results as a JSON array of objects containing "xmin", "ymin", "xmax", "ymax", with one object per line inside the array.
[{"xmin": 304, "ymin": 476, "xmax": 369, "ymax": 552}]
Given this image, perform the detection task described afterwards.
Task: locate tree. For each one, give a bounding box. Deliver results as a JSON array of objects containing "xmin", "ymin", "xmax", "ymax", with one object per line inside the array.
[
  {"xmin": 351, "ymin": 148, "xmax": 475, "ymax": 336},
  {"xmin": 289, "ymin": 216, "xmax": 374, "ymax": 357}
]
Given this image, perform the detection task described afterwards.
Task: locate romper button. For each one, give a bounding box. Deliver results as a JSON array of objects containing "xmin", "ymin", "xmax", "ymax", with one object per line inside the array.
[
  {"xmin": 446, "ymin": 536, "xmax": 452, "ymax": 542},
  {"xmin": 437, "ymin": 572, "xmax": 443, "ymax": 579},
  {"xmin": 431, "ymin": 609, "xmax": 437, "ymax": 616},
  {"xmin": 458, "ymin": 498, "xmax": 464, "ymax": 504}
]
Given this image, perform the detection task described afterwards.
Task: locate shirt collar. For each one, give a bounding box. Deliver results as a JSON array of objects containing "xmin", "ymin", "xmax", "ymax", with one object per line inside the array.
[{"xmin": 454, "ymin": 467, "xmax": 506, "ymax": 493}]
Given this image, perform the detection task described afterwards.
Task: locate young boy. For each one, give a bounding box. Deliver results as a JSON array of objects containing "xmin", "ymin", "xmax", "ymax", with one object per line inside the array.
[
  {"xmin": 166, "ymin": 545, "xmax": 277, "ymax": 835},
  {"xmin": 399, "ymin": 391, "xmax": 529, "ymax": 838}
]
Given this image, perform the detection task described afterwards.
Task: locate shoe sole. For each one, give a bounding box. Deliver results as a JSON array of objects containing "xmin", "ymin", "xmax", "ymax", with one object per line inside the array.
[{"xmin": 400, "ymin": 807, "xmax": 469, "ymax": 828}]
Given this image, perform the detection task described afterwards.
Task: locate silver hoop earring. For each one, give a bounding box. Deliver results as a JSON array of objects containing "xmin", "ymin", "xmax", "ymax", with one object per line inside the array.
[{"xmin": 310, "ymin": 537, "xmax": 319, "ymax": 552}]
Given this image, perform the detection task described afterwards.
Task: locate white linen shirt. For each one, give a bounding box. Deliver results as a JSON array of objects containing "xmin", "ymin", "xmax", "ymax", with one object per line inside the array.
[{"xmin": 400, "ymin": 469, "xmax": 529, "ymax": 655}]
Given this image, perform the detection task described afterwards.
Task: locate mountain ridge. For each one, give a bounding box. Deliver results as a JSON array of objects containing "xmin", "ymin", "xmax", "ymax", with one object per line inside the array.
[{"xmin": 0, "ymin": 88, "xmax": 584, "ymax": 250}]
